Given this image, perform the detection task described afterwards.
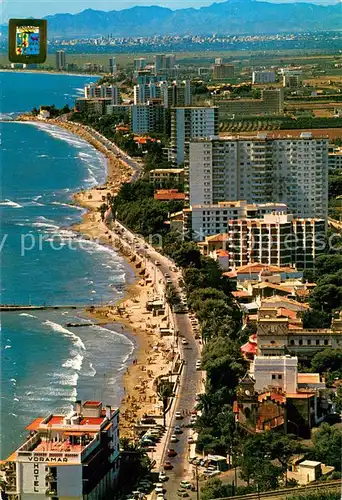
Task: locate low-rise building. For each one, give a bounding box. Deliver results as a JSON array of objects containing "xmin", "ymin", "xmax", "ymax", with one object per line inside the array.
[
  {"xmin": 283, "ymin": 72, "xmax": 303, "ymax": 88},
  {"xmin": 328, "ymin": 148, "xmax": 342, "ymax": 171},
  {"xmin": 213, "ymin": 89, "xmax": 284, "ymax": 118},
  {"xmin": 1, "ymin": 400, "xmax": 120, "ymax": 499},
  {"xmin": 75, "ymin": 98, "xmax": 113, "ymax": 114},
  {"xmin": 257, "ymin": 309, "xmax": 342, "ymax": 359},
  {"xmin": 154, "ymin": 189, "xmax": 185, "ymax": 201},
  {"xmin": 149, "ymin": 168, "xmax": 184, "ymax": 187}
]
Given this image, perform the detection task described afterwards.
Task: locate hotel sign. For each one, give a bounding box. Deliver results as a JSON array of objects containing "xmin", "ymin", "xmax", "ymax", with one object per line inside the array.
[{"xmin": 28, "ymin": 456, "xmax": 69, "ymax": 463}]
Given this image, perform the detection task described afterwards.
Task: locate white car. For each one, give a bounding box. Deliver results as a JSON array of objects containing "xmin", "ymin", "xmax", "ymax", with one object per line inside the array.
[
  {"xmin": 181, "ymin": 338, "xmax": 188, "ymax": 345},
  {"xmin": 156, "ymin": 495, "xmax": 165, "ymax": 500},
  {"xmin": 175, "ymin": 411, "xmax": 183, "ymax": 419},
  {"xmin": 155, "ymin": 483, "xmax": 164, "ymax": 494},
  {"xmin": 187, "ymin": 436, "xmax": 194, "ymax": 444},
  {"xmin": 158, "ymin": 471, "xmax": 167, "ymax": 482},
  {"xmin": 196, "ymin": 360, "xmax": 201, "ymax": 370},
  {"xmin": 170, "ymin": 434, "xmax": 178, "ymax": 443}
]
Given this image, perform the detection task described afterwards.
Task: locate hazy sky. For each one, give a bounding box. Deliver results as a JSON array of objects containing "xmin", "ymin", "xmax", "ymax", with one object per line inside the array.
[{"xmin": 1, "ymin": 0, "xmax": 336, "ymax": 20}]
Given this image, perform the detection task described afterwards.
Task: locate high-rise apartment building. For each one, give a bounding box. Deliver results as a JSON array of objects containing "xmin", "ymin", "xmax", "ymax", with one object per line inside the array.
[
  {"xmin": 85, "ymin": 84, "xmax": 121, "ymax": 104},
  {"xmin": 252, "ymin": 70, "xmax": 276, "ymax": 84},
  {"xmin": 134, "ymin": 57, "xmax": 146, "ymax": 70},
  {"xmin": 212, "ymin": 63, "xmax": 235, "ymax": 80},
  {"xmin": 1, "ymin": 400, "xmax": 120, "ymax": 499},
  {"xmin": 187, "ymin": 133, "xmax": 328, "ymax": 219},
  {"xmin": 134, "ymin": 80, "xmax": 191, "ymax": 108},
  {"xmin": 55, "ymin": 50, "xmax": 66, "ymax": 71},
  {"xmin": 130, "ymin": 99, "xmax": 166, "ymax": 135},
  {"xmin": 154, "ymin": 54, "xmax": 176, "ymax": 74},
  {"xmin": 109, "ymin": 56, "xmax": 117, "ymax": 74},
  {"xmin": 228, "ymin": 213, "xmax": 325, "ymax": 269},
  {"xmin": 169, "ymin": 107, "xmax": 219, "ymax": 166}
]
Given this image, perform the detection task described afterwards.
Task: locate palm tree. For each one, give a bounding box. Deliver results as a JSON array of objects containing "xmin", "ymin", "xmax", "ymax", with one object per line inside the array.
[{"xmin": 157, "ymin": 381, "xmax": 173, "ymax": 428}]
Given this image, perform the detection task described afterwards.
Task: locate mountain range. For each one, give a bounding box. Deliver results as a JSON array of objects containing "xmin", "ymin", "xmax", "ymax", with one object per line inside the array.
[{"xmin": 36, "ymin": 1, "xmax": 342, "ymax": 37}]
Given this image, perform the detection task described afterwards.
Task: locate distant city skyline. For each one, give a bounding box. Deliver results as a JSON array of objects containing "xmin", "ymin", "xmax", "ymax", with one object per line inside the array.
[{"xmin": 2, "ymin": 0, "xmax": 337, "ymax": 22}]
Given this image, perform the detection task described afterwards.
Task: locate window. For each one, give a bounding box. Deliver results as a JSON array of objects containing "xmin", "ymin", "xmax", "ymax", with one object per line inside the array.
[
  {"xmin": 324, "ymin": 340, "xmax": 328, "ymax": 346},
  {"xmin": 307, "ymin": 339, "xmax": 311, "ymax": 345},
  {"xmin": 316, "ymin": 339, "xmax": 320, "ymax": 345},
  {"xmin": 278, "ymin": 374, "xmax": 282, "ymax": 380},
  {"xmin": 272, "ymin": 374, "xmax": 276, "ymax": 380},
  {"xmin": 290, "ymin": 339, "xmax": 295, "ymax": 345},
  {"xmin": 299, "ymin": 339, "xmax": 303, "ymax": 346}
]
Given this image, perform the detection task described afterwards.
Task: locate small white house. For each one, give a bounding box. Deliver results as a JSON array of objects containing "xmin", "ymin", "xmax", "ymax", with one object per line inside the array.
[{"xmin": 39, "ymin": 108, "xmax": 51, "ymax": 120}]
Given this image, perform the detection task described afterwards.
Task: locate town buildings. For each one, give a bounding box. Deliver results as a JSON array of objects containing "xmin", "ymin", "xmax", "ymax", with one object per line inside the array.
[
  {"xmin": 328, "ymin": 147, "xmax": 342, "ymax": 171},
  {"xmin": 133, "ymin": 80, "xmax": 191, "ymax": 108},
  {"xmin": 182, "ymin": 201, "xmax": 287, "ymax": 240},
  {"xmin": 130, "ymin": 99, "xmax": 166, "ymax": 134},
  {"xmin": 283, "ymin": 71, "xmax": 303, "ymax": 88},
  {"xmin": 55, "ymin": 50, "xmax": 66, "ymax": 71},
  {"xmin": 85, "ymin": 84, "xmax": 121, "ymax": 104},
  {"xmin": 154, "ymin": 54, "xmax": 176, "ymax": 74},
  {"xmin": 1, "ymin": 400, "xmax": 120, "ymax": 499},
  {"xmin": 257, "ymin": 309, "xmax": 342, "ymax": 358},
  {"xmin": 149, "ymin": 168, "xmax": 184, "ymax": 187},
  {"xmin": 169, "ymin": 106, "xmax": 219, "ymax": 166},
  {"xmin": 109, "ymin": 56, "xmax": 117, "ymax": 74},
  {"xmin": 212, "ymin": 62, "xmax": 235, "ymax": 80},
  {"xmin": 252, "ymin": 70, "xmax": 276, "ymax": 84},
  {"xmin": 213, "ymin": 89, "xmax": 284, "ymax": 118},
  {"xmin": 228, "ymin": 214, "xmax": 325, "ymax": 269},
  {"xmin": 187, "ymin": 134, "xmax": 329, "ymax": 219}
]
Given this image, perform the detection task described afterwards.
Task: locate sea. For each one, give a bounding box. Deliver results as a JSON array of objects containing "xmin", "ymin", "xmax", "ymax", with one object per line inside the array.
[{"xmin": 0, "ymin": 72, "xmax": 136, "ymax": 459}]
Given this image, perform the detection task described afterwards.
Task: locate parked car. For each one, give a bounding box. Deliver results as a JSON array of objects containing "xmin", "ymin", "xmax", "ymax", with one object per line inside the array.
[
  {"xmin": 163, "ymin": 461, "xmax": 173, "ymax": 470},
  {"xmin": 170, "ymin": 434, "xmax": 178, "ymax": 443},
  {"xmin": 158, "ymin": 471, "xmax": 167, "ymax": 482},
  {"xmin": 187, "ymin": 436, "xmax": 194, "ymax": 444},
  {"xmin": 175, "ymin": 411, "xmax": 183, "ymax": 419},
  {"xmin": 180, "ymin": 481, "xmax": 192, "ymax": 490},
  {"xmin": 167, "ymin": 448, "xmax": 177, "ymax": 457},
  {"xmin": 174, "ymin": 425, "xmax": 183, "ymax": 434},
  {"xmin": 181, "ymin": 338, "xmax": 188, "ymax": 345},
  {"xmin": 155, "ymin": 483, "xmax": 164, "ymax": 494},
  {"xmin": 155, "ymin": 260, "xmax": 161, "ymax": 266}
]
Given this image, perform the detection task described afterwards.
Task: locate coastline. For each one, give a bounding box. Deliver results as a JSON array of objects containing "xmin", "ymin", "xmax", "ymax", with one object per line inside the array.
[
  {"xmin": 21, "ymin": 117, "xmax": 174, "ymax": 439},
  {"xmin": 0, "ymin": 69, "xmax": 101, "ymax": 78}
]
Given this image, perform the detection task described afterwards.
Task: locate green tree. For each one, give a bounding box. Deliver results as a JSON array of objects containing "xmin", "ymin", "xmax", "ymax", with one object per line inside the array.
[
  {"xmin": 309, "ymin": 284, "xmax": 342, "ymax": 313},
  {"xmin": 302, "ymin": 309, "xmax": 332, "ymax": 329},
  {"xmin": 157, "ymin": 381, "xmax": 173, "ymax": 428},
  {"xmin": 200, "ymin": 478, "xmax": 228, "ymax": 500},
  {"xmin": 311, "ymin": 348, "xmax": 342, "ymax": 382},
  {"xmin": 311, "ymin": 423, "xmax": 342, "ymax": 471}
]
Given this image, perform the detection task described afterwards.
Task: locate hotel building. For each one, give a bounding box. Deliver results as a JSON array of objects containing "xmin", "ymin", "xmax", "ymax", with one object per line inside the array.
[
  {"xmin": 1, "ymin": 401, "xmax": 120, "ymax": 500},
  {"xmin": 84, "ymin": 84, "xmax": 121, "ymax": 105},
  {"xmin": 252, "ymin": 70, "xmax": 276, "ymax": 84},
  {"xmin": 169, "ymin": 106, "xmax": 219, "ymax": 166},
  {"xmin": 133, "ymin": 80, "xmax": 191, "ymax": 108},
  {"xmin": 187, "ymin": 133, "xmax": 329, "ymax": 219},
  {"xmin": 130, "ymin": 99, "xmax": 166, "ymax": 135}
]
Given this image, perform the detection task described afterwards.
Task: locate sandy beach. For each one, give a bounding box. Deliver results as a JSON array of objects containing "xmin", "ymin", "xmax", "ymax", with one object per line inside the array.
[{"xmin": 28, "ymin": 117, "xmax": 177, "ymax": 439}]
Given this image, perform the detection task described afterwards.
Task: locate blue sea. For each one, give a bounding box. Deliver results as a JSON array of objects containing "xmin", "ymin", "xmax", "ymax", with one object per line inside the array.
[{"xmin": 0, "ymin": 72, "xmax": 136, "ymax": 459}]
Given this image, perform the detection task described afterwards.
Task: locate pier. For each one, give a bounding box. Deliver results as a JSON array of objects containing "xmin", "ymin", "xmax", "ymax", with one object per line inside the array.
[{"xmin": 0, "ymin": 304, "xmax": 100, "ymax": 312}]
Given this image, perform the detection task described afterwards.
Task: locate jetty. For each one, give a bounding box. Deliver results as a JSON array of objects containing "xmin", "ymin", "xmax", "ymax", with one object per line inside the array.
[{"xmin": 0, "ymin": 305, "xmax": 100, "ymax": 312}]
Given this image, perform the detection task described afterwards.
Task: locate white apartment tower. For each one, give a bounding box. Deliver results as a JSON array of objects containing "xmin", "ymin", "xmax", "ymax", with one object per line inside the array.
[
  {"xmin": 188, "ymin": 133, "xmax": 328, "ymax": 219},
  {"xmin": 134, "ymin": 80, "xmax": 191, "ymax": 108},
  {"xmin": 170, "ymin": 106, "xmax": 219, "ymax": 166},
  {"xmin": 109, "ymin": 57, "xmax": 117, "ymax": 75}
]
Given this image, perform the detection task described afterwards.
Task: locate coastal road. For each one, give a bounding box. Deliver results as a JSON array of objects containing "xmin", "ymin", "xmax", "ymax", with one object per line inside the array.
[{"xmin": 113, "ymin": 221, "xmax": 203, "ymax": 497}]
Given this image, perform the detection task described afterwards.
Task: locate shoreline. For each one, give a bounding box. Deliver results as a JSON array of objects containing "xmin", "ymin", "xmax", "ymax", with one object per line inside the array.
[
  {"xmin": 0, "ymin": 69, "xmax": 101, "ymax": 78},
  {"xmin": 21, "ymin": 117, "xmax": 175, "ymax": 439}
]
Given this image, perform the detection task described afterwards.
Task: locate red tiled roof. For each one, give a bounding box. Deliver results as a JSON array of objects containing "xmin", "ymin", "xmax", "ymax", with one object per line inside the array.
[
  {"xmin": 258, "ymin": 392, "xmax": 286, "ymax": 404},
  {"xmin": 241, "ymin": 342, "xmax": 258, "ymax": 355},
  {"xmin": 233, "ymin": 290, "xmax": 251, "ymax": 298},
  {"xmin": 154, "ymin": 190, "xmax": 185, "ymax": 201}
]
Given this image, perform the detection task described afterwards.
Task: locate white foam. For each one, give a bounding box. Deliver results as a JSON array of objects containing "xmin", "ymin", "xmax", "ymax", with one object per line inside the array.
[
  {"xmin": 31, "ymin": 222, "xmax": 60, "ymax": 230},
  {"xmin": 19, "ymin": 313, "xmax": 37, "ymax": 318},
  {"xmin": 62, "ymin": 350, "xmax": 83, "ymax": 371},
  {"xmin": 0, "ymin": 199, "xmax": 22, "ymax": 208},
  {"xmin": 43, "ymin": 320, "xmax": 86, "ymax": 350},
  {"xmin": 4, "ymin": 345, "xmax": 11, "ymax": 349}
]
